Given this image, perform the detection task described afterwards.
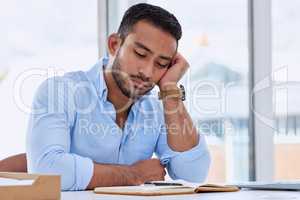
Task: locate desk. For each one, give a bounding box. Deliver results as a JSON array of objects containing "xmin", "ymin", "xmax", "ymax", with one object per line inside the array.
[{"xmin": 62, "ymin": 190, "xmax": 300, "ymax": 200}]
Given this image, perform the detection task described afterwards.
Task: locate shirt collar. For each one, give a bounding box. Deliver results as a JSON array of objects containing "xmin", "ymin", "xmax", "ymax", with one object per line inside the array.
[{"xmin": 86, "ymin": 57, "xmax": 109, "ymax": 100}]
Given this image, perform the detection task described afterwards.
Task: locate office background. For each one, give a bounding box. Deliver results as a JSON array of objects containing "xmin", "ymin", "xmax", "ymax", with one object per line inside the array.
[{"xmin": 1, "ymin": 0, "xmax": 299, "ymax": 183}]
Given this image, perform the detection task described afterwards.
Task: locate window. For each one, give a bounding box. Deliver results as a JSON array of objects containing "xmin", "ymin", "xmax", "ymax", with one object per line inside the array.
[
  {"xmin": 0, "ymin": 0, "xmax": 98, "ymax": 159},
  {"xmin": 272, "ymin": 0, "xmax": 300, "ymax": 180}
]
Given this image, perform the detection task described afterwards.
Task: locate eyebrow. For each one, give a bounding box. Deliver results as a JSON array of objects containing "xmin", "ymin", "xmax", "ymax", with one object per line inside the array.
[{"xmin": 134, "ymin": 41, "xmax": 173, "ymax": 61}]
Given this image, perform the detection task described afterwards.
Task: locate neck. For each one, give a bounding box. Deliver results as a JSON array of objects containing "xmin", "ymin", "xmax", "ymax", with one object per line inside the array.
[{"xmin": 103, "ymin": 70, "xmax": 133, "ymax": 114}]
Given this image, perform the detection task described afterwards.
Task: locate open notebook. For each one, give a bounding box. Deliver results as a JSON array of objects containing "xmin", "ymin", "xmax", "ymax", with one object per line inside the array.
[{"xmin": 94, "ymin": 183, "xmax": 240, "ymax": 196}]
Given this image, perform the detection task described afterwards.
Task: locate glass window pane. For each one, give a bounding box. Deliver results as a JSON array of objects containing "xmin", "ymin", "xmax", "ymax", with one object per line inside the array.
[
  {"xmin": 0, "ymin": 0, "xmax": 98, "ymax": 158},
  {"xmin": 272, "ymin": 0, "xmax": 300, "ymax": 180}
]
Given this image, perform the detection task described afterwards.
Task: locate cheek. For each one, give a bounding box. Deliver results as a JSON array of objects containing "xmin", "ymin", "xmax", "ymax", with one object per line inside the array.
[
  {"xmin": 118, "ymin": 51, "xmax": 139, "ymax": 75},
  {"xmin": 153, "ymin": 69, "xmax": 168, "ymax": 82}
]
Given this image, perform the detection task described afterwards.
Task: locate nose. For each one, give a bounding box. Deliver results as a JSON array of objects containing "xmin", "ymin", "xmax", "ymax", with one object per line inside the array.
[{"xmin": 138, "ymin": 63, "xmax": 153, "ymax": 82}]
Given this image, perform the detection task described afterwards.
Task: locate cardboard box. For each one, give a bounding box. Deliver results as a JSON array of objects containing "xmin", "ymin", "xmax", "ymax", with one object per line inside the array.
[{"xmin": 0, "ymin": 172, "xmax": 60, "ymax": 200}]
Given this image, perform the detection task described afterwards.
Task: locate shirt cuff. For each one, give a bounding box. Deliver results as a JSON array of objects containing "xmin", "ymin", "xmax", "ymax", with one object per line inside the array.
[{"xmin": 74, "ymin": 155, "xmax": 94, "ymax": 191}]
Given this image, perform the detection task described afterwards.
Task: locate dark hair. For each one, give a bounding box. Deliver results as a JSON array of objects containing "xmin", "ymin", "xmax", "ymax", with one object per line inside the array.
[{"xmin": 117, "ymin": 3, "xmax": 182, "ymax": 42}]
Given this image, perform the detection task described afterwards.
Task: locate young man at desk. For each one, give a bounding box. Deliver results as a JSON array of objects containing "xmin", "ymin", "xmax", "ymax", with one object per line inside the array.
[{"xmin": 0, "ymin": 3, "xmax": 210, "ymax": 190}]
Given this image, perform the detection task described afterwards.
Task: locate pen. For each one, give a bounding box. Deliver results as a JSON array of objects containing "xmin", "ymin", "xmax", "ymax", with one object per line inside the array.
[{"xmin": 144, "ymin": 181, "xmax": 183, "ymax": 186}]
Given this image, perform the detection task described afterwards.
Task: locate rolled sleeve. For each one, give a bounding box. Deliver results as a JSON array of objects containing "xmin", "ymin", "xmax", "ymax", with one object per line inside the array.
[
  {"xmin": 74, "ymin": 155, "xmax": 94, "ymax": 190},
  {"xmin": 26, "ymin": 77, "xmax": 94, "ymax": 191},
  {"xmin": 32, "ymin": 146, "xmax": 94, "ymax": 191},
  {"xmin": 155, "ymin": 132, "xmax": 211, "ymax": 183}
]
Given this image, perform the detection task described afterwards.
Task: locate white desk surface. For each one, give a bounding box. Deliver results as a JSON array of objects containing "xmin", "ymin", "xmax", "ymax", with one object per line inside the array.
[{"xmin": 62, "ymin": 190, "xmax": 300, "ymax": 200}]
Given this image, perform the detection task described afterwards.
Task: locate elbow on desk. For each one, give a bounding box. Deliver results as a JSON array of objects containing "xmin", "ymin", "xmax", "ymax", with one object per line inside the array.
[
  {"xmin": 169, "ymin": 151, "xmax": 211, "ymax": 183},
  {"xmin": 28, "ymin": 152, "xmax": 79, "ymax": 191}
]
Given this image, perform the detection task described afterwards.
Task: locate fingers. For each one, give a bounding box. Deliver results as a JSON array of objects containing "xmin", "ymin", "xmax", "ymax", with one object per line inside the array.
[
  {"xmin": 158, "ymin": 169, "xmax": 166, "ymax": 181},
  {"xmin": 133, "ymin": 158, "xmax": 166, "ymax": 183},
  {"xmin": 149, "ymin": 174, "xmax": 165, "ymax": 181},
  {"xmin": 157, "ymin": 167, "xmax": 166, "ymax": 181}
]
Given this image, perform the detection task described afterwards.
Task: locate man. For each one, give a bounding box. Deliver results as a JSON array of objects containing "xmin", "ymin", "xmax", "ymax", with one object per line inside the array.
[{"xmin": 0, "ymin": 3, "xmax": 210, "ymax": 190}]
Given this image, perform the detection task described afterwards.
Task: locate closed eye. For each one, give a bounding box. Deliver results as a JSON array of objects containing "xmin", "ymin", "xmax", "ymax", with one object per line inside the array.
[
  {"xmin": 157, "ymin": 63, "xmax": 169, "ymax": 68},
  {"xmin": 134, "ymin": 50, "xmax": 146, "ymax": 58}
]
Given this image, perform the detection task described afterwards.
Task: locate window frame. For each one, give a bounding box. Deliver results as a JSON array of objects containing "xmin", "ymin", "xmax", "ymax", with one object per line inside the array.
[{"xmin": 249, "ymin": 0, "xmax": 274, "ymax": 181}]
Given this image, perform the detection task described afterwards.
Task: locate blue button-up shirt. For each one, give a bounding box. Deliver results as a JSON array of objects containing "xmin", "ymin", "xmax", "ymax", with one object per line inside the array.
[{"xmin": 26, "ymin": 58, "xmax": 210, "ymax": 191}]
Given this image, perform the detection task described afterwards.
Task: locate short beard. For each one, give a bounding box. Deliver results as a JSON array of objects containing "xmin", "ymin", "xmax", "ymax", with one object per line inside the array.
[{"xmin": 111, "ymin": 54, "xmax": 153, "ymax": 100}]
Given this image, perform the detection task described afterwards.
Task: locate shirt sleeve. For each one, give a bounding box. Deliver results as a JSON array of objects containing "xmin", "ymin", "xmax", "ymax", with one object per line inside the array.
[
  {"xmin": 26, "ymin": 77, "xmax": 94, "ymax": 191},
  {"xmin": 154, "ymin": 124, "xmax": 211, "ymax": 183}
]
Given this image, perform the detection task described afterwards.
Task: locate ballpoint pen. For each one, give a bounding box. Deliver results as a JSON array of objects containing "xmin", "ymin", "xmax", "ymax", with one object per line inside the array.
[{"xmin": 144, "ymin": 181, "xmax": 183, "ymax": 186}]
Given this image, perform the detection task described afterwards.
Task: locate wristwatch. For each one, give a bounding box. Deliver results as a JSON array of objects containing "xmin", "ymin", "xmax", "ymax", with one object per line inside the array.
[{"xmin": 158, "ymin": 84, "xmax": 186, "ymax": 101}]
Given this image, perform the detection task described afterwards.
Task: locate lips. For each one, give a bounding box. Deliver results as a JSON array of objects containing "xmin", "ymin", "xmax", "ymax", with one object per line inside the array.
[
  {"xmin": 130, "ymin": 78, "xmax": 153, "ymax": 90},
  {"xmin": 131, "ymin": 78, "xmax": 145, "ymax": 86},
  {"xmin": 132, "ymin": 80, "xmax": 146, "ymax": 90},
  {"xmin": 131, "ymin": 77, "xmax": 143, "ymax": 85}
]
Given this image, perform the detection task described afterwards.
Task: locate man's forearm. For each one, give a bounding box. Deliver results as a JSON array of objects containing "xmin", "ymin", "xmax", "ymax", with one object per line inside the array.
[
  {"xmin": 0, "ymin": 153, "xmax": 27, "ymax": 172},
  {"xmin": 161, "ymin": 88, "xmax": 199, "ymax": 152},
  {"xmin": 86, "ymin": 162, "xmax": 140, "ymax": 189}
]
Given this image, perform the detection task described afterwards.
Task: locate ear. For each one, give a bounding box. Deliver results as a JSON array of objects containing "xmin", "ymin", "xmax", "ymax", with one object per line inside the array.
[{"xmin": 107, "ymin": 33, "xmax": 122, "ymax": 56}]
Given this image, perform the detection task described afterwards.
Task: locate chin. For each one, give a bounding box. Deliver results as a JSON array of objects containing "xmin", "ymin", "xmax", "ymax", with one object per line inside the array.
[{"xmin": 128, "ymin": 91, "xmax": 147, "ymax": 101}]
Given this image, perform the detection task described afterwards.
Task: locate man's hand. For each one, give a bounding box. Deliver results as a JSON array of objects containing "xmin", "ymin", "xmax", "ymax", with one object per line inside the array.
[
  {"xmin": 130, "ymin": 158, "xmax": 166, "ymax": 183},
  {"xmin": 158, "ymin": 52, "xmax": 189, "ymax": 90},
  {"xmin": 87, "ymin": 159, "xmax": 166, "ymax": 189}
]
